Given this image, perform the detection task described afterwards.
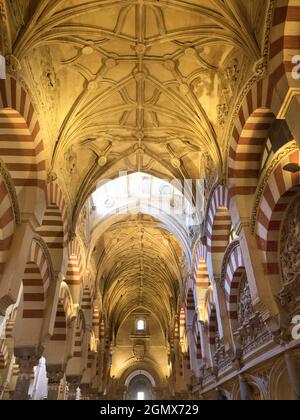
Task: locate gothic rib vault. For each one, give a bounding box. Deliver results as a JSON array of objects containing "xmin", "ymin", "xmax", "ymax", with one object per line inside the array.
[{"xmin": 0, "ymin": 0, "xmax": 300, "ymax": 401}]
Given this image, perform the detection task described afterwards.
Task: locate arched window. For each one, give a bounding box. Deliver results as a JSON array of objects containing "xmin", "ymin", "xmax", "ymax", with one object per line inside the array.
[{"xmin": 137, "ymin": 319, "xmax": 145, "ymax": 331}]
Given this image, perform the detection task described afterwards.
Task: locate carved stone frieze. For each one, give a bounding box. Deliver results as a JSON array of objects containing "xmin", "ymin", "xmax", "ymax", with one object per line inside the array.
[{"xmin": 234, "ymin": 279, "xmax": 271, "ymax": 355}]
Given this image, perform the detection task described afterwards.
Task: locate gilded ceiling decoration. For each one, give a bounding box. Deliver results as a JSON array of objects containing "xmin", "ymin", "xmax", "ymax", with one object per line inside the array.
[{"xmin": 1, "ymin": 0, "xmax": 270, "ymax": 343}]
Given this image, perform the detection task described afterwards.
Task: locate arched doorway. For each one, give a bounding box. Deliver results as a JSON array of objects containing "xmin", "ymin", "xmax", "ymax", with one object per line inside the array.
[{"xmin": 125, "ymin": 370, "xmax": 156, "ymax": 401}]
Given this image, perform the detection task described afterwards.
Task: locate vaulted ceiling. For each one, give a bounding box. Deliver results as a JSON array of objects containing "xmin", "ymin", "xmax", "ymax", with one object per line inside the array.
[{"xmin": 5, "ymin": 0, "xmax": 270, "ymax": 336}]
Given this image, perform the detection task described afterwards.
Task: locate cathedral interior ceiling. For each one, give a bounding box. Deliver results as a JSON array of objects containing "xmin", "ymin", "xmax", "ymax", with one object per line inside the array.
[{"xmin": 3, "ymin": 0, "xmax": 269, "ymax": 333}]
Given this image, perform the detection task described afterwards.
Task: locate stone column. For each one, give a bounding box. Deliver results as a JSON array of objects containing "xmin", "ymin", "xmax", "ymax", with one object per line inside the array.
[
  {"xmin": 13, "ymin": 348, "xmax": 40, "ymax": 400},
  {"xmin": 239, "ymin": 376, "xmax": 253, "ymax": 401},
  {"xmin": 66, "ymin": 375, "xmax": 81, "ymax": 400},
  {"xmin": 284, "ymin": 351, "xmax": 300, "ymax": 400},
  {"xmin": 47, "ymin": 366, "xmax": 65, "ymax": 400}
]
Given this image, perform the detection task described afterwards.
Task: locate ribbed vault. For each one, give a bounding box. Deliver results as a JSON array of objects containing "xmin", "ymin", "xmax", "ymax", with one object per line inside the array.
[{"xmin": 8, "ymin": 0, "xmax": 268, "ymax": 227}]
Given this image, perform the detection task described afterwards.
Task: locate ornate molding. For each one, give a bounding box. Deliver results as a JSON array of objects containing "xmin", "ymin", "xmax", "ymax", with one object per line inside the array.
[
  {"xmin": 0, "ymin": 157, "xmax": 20, "ymax": 225},
  {"xmin": 250, "ymin": 141, "xmax": 298, "ymax": 234}
]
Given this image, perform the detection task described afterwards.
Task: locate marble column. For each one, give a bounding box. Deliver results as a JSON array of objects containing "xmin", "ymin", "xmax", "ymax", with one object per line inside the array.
[
  {"xmin": 284, "ymin": 351, "xmax": 300, "ymax": 400},
  {"xmin": 239, "ymin": 376, "xmax": 253, "ymax": 401},
  {"xmin": 13, "ymin": 348, "xmax": 41, "ymax": 400},
  {"xmin": 47, "ymin": 366, "xmax": 65, "ymax": 400},
  {"xmin": 66, "ymin": 375, "xmax": 81, "ymax": 400}
]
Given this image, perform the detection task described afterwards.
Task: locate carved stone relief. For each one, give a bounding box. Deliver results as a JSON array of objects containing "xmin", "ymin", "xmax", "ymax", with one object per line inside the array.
[
  {"xmin": 234, "ymin": 275, "xmax": 270, "ymax": 356},
  {"xmin": 277, "ymin": 197, "xmax": 300, "ymax": 320}
]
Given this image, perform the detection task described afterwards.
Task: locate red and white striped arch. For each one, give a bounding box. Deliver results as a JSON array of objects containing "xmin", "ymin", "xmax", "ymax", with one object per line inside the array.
[
  {"xmin": 256, "ymin": 149, "xmax": 300, "ymax": 279},
  {"xmin": 193, "ymin": 241, "xmax": 208, "ymax": 280},
  {"xmin": 206, "ymin": 289, "xmax": 217, "ymax": 347},
  {"xmin": 22, "ymin": 237, "xmax": 52, "ymax": 320},
  {"xmin": 38, "ymin": 182, "xmax": 69, "ymax": 272},
  {"xmin": 228, "ymin": 1, "xmax": 300, "ymax": 197},
  {"xmin": 0, "ymin": 169, "xmax": 17, "ymax": 277},
  {"xmin": 92, "ymin": 302, "xmax": 100, "ymax": 341},
  {"xmin": 206, "ymin": 185, "xmax": 232, "ymax": 274},
  {"xmin": 269, "ymin": 0, "xmax": 300, "ymax": 115},
  {"xmin": 223, "ymin": 243, "xmax": 245, "ymax": 320},
  {"xmin": 229, "ymin": 106, "xmax": 275, "ymax": 196},
  {"xmin": 0, "ymin": 76, "xmax": 46, "ymax": 210},
  {"xmin": 66, "ymin": 239, "xmax": 84, "ymax": 304}
]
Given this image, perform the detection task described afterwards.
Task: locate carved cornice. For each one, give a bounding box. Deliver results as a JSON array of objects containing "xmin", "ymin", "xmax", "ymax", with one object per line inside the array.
[
  {"xmin": 251, "ymin": 141, "xmax": 299, "ymax": 234},
  {"xmin": 0, "ymin": 158, "xmax": 20, "ymax": 225},
  {"xmin": 220, "ymin": 240, "xmax": 240, "ymax": 289}
]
